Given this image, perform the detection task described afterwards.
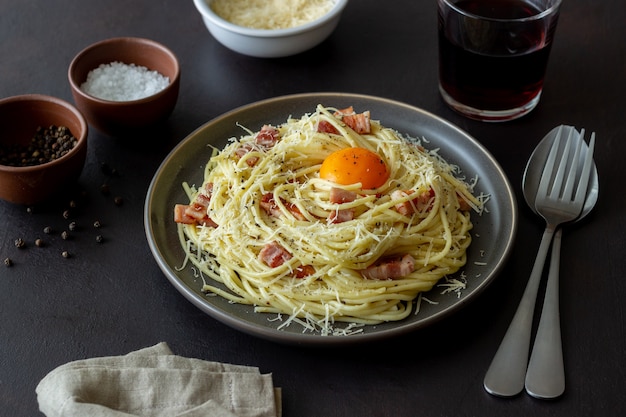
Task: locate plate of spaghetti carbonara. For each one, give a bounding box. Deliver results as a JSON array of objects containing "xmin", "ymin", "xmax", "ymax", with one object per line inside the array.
[{"xmin": 145, "ymin": 93, "xmax": 517, "ymax": 345}]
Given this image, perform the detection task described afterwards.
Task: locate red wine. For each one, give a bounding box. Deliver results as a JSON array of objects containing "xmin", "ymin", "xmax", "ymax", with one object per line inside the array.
[{"xmin": 438, "ymin": 0, "xmax": 559, "ymax": 115}]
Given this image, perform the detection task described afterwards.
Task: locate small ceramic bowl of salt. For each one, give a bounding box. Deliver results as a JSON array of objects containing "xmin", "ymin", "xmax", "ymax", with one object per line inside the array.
[{"xmin": 68, "ymin": 37, "xmax": 180, "ymax": 136}]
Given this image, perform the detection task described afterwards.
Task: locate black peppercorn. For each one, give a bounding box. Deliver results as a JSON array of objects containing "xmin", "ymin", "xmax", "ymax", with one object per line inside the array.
[
  {"xmin": 101, "ymin": 162, "xmax": 112, "ymax": 176},
  {"xmin": 61, "ymin": 231, "xmax": 69, "ymax": 240},
  {"xmin": 96, "ymin": 235, "xmax": 104, "ymax": 243},
  {"xmin": 61, "ymin": 251, "xmax": 70, "ymax": 258},
  {"xmin": 35, "ymin": 238, "xmax": 44, "ymax": 247},
  {"xmin": 4, "ymin": 258, "xmax": 12, "ymax": 267},
  {"xmin": 0, "ymin": 125, "xmax": 78, "ymax": 167},
  {"xmin": 14, "ymin": 238, "xmax": 25, "ymax": 248}
]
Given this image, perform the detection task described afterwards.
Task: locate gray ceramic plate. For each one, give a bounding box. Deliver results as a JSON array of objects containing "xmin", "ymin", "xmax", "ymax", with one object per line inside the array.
[{"xmin": 145, "ymin": 93, "xmax": 517, "ymax": 345}]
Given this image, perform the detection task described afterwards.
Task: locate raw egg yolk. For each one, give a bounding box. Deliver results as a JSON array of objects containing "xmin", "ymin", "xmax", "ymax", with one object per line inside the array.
[{"xmin": 320, "ymin": 148, "xmax": 389, "ymax": 189}]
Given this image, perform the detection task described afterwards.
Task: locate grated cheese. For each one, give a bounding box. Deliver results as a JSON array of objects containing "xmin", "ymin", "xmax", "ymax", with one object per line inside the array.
[
  {"xmin": 178, "ymin": 105, "xmax": 486, "ymax": 335},
  {"xmin": 210, "ymin": 0, "xmax": 336, "ymax": 30},
  {"xmin": 438, "ymin": 276, "xmax": 467, "ymax": 298}
]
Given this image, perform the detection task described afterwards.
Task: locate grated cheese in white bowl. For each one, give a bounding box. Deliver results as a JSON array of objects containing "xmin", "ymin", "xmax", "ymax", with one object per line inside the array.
[
  {"xmin": 210, "ymin": 0, "xmax": 335, "ymax": 30},
  {"xmin": 194, "ymin": 0, "xmax": 348, "ymax": 57}
]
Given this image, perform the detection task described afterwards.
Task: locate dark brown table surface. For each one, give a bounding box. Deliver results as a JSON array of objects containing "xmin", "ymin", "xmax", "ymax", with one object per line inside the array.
[{"xmin": 1, "ymin": 0, "xmax": 625, "ymax": 415}]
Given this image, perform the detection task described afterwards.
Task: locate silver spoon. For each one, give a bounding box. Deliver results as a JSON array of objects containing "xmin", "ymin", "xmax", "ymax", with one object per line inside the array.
[{"xmin": 522, "ymin": 125, "xmax": 599, "ymax": 398}]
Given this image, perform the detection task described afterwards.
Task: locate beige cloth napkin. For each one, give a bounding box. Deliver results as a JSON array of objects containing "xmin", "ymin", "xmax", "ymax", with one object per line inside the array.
[{"xmin": 36, "ymin": 342, "xmax": 281, "ymax": 417}]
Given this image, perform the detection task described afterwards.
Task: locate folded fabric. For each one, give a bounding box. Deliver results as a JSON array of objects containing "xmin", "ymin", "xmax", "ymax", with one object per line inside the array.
[{"xmin": 36, "ymin": 342, "xmax": 281, "ymax": 417}]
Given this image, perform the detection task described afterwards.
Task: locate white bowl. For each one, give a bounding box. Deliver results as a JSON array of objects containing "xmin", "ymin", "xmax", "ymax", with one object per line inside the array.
[{"xmin": 193, "ymin": 0, "xmax": 348, "ymax": 58}]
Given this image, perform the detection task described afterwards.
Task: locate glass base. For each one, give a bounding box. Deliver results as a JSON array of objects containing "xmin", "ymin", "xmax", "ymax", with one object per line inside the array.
[{"xmin": 439, "ymin": 85, "xmax": 541, "ymax": 122}]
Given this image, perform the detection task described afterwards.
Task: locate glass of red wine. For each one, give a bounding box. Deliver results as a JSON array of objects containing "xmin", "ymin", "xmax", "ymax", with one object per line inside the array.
[{"xmin": 438, "ymin": 0, "xmax": 562, "ymax": 122}]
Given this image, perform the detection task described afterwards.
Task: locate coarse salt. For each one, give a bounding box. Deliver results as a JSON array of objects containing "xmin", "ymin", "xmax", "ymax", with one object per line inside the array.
[{"xmin": 80, "ymin": 61, "xmax": 169, "ymax": 101}]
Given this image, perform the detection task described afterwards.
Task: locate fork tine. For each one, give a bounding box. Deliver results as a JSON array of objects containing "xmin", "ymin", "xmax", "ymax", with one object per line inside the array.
[
  {"xmin": 549, "ymin": 127, "xmax": 576, "ymax": 199},
  {"xmin": 574, "ymin": 131, "xmax": 596, "ymax": 206},
  {"xmin": 537, "ymin": 125, "xmax": 564, "ymax": 199},
  {"xmin": 561, "ymin": 129, "xmax": 583, "ymax": 200}
]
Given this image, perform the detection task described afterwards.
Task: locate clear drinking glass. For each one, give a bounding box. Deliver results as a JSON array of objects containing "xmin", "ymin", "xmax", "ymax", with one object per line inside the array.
[{"xmin": 437, "ymin": 0, "xmax": 562, "ymax": 122}]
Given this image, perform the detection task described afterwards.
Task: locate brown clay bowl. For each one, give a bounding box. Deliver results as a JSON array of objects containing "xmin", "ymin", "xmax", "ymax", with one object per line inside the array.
[
  {"xmin": 0, "ymin": 94, "xmax": 88, "ymax": 205},
  {"xmin": 68, "ymin": 37, "xmax": 180, "ymax": 136}
]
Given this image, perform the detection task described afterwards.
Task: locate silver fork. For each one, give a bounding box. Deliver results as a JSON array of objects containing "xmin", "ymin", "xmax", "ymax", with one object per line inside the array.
[
  {"xmin": 484, "ymin": 127, "xmax": 596, "ymax": 397},
  {"xmin": 525, "ymin": 130, "xmax": 596, "ymax": 399}
]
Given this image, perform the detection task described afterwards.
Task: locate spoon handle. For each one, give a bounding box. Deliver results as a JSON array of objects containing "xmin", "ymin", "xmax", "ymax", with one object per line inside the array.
[
  {"xmin": 525, "ymin": 227, "xmax": 565, "ymax": 398},
  {"xmin": 484, "ymin": 225, "xmax": 555, "ymax": 397}
]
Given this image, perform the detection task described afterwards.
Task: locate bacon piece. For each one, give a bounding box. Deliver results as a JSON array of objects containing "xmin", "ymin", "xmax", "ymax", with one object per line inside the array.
[
  {"xmin": 334, "ymin": 106, "xmax": 355, "ymax": 117},
  {"xmin": 391, "ymin": 188, "xmax": 435, "ymax": 216},
  {"xmin": 328, "ymin": 208, "xmax": 354, "ymax": 224},
  {"xmin": 235, "ymin": 144, "xmax": 260, "ymax": 167},
  {"xmin": 235, "ymin": 125, "xmax": 281, "ymax": 167},
  {"xmin": 259, "ymin": 243, "xmax": 314, "ymax": 278},
  {"xmin": 174, "ymin": 204, "xmax": 197, "ymax": 224},
  {"xmin": 317, "ymin": 120, "xmax": 339, "ymax": 135},
  {"xmin": 329, "ymin": 187, "xmax": 357, "ymax": 204},
  {"xmin": 289, "ymin": 204, "xmax": 306, "ymax": 221},
  {"xmin": 342, "ymin": 112, "xmax": 371, "ymax": 134},
  {"xmin": 173, "ymin": 183, "xmax": 218, "ymax": 227},
  {"xmin": 195, "ymin": 192, "xmax": 211, "ymax": 207},
  {"xmin": 391, "ymin": 190, "xmax": 416, "ymax": 216},
  {"xmin": 185, "ymin": 202, "xmax": 208, "ymax": 221},
  {"xmin": 173, "ymin": 203, "xmax": 218, "ymax": 227},
  {"xmin": 360, "ymin": 254, "xmax": 416, "ymax": 280},
  {"xmin": 259, "ymin": 241, "xmax": 292, "ymax": 268},
  {"xmin": 260, "ymin": 193, "xmax": 281, "ymax": 218},
  {"xmin": 327, "ymin": 187, "xmax": 357, "ymax": 224},
  {"xmin": 255, "ymin": 125, "xmax": 280, "ymax": 147},
  {"xmin": 333, "ymin": 107, "xmax": 371, "ymax": 134},
  {"xmin": 260, "ymin": 193, "xmax": 306, "ymax": 221},
  {"xmin": 294, "ymin": 264, "xmax": 315, "ymax": 278}
]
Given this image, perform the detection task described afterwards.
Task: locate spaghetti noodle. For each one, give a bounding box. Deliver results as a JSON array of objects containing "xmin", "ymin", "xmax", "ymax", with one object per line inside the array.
[{"xmin": 174, "ymin": 105, "xmax": 483, "ymax": 330}]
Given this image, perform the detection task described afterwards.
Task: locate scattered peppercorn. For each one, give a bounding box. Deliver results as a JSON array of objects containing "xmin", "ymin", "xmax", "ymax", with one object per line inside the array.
[
  {"xmin": 69, "ymin": 221, "xmax": 77, "ymax": 231},
  {"xmin": 14, "ymin": 238, "xmax": 25, "ymax": 248},
  {"xmin": 100, "ymin": 184, "xmax": 110, "ymax": 195},
  {"xmin": 0, "ymin": 125, "xmax": 78, "ymax": 167},
  {"xmin": 93, "ymin": 220, "xmax": 101, "ymax": 228},
  {"xmin": 43, "ymin": 226, "xmax": 52, "ymax": 234},
  {"xmin": 62, "ymin": 210, "xmax": 70, "ymax": 219},
  {"xmin": 101, "ymin": 162, "xmax": 112, "ymax": 175},
  {"xmin": 61, "ymin": 231, "xmax": 69, "ymax": 240},
  {"xmin": 61, "ymin": 251, "xmax": 70, "ymax": 258},
  {"xmin": 69, "ymin": 200, "xmax": 77, "ymax": 208},
  {"xmin": 101, "ymin": 162, "xmax": 120, "ymax": 177},
  {"xmin": 96, "ymin": 235, "xmax": 104, "ymax": 243},
  {"xmin": 114, "ymin": 196, "xmax": 123, "ymax": 206},
  {"xmin": 4, "ymin": 258, "xmax": 13, "ymax": 267},
  {"xmin": 35, "ymin": 238, "xmax": 44, "ymax": 247},
  {"xmin": 26, "ymin": 206, "xmax": 34, "ymax": 214}
]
